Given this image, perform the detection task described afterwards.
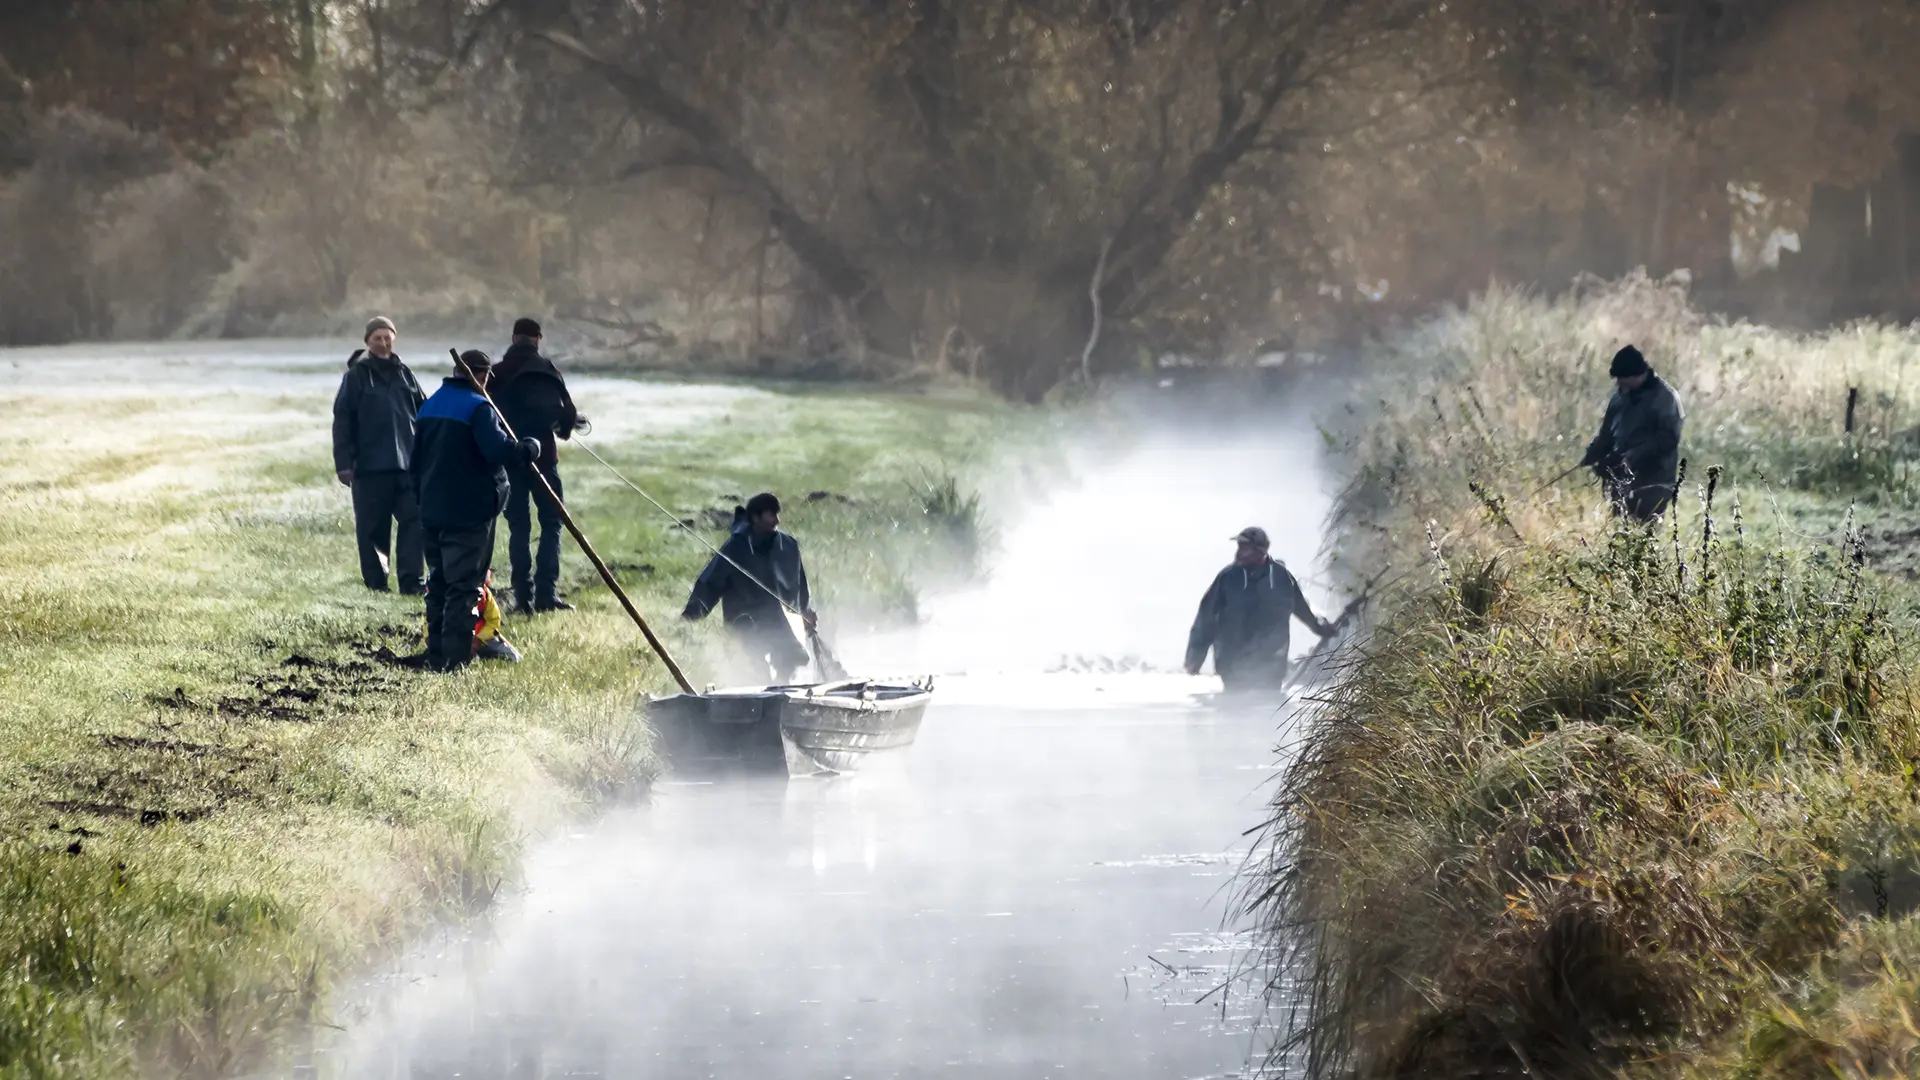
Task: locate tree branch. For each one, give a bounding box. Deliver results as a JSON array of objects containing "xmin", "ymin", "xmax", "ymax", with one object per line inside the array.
[
  {"xmin": 1079, "ymin": 236, "xmax": 1112, "ymax": 384},
  {"xmin": 535, "ymin": 29, "xmax": 876, "ymax": 306}
]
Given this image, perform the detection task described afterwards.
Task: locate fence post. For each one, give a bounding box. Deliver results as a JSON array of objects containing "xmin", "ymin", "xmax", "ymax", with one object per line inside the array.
[{"xmin": 1846, "ymin": 386, "xmax": 1859, "ymax": 434}]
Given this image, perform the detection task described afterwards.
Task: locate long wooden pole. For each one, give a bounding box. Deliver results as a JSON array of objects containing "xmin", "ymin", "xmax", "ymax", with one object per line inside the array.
[{"xmin": 450, "ymin": 349, "xmax": 696, "ymax": 693}]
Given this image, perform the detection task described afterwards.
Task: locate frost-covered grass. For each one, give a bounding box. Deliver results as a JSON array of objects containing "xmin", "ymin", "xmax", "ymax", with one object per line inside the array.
[
  {"xmin": 0, "ymin": 357, "xmax": 1031, "ymax": 1077},
  {"xmin": 1248, "ymin": 275, "xmax": 1920, "ymax": 1079}
]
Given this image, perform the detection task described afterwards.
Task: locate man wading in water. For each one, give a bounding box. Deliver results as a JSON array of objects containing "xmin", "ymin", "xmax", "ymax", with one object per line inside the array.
[
  {"xmin": 682, "ymin": 492, "xmax": 819, "ymax": 684},
  {"xmin": 1185, "ymin": 527, "xmax": 1334, "ymax": 693}
]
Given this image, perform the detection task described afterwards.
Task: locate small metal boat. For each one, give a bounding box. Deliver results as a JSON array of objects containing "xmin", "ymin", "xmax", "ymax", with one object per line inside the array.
[{"xmin": 648, "ymin": 677, "xmax": 934, "ymax": 777}]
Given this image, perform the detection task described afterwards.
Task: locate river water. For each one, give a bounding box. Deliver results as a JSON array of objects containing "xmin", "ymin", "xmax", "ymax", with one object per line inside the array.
[
  {"xmin": 313, "ymin": 676, "xmax": 1289, "ymax": 1079},
  {"xmin": 42, "ymin": 341, "xmax": 1333, "ymax": 1078},
  {"xmin": 296, "ymin": 387, "xmax": 1334, "ymax": 1080}
]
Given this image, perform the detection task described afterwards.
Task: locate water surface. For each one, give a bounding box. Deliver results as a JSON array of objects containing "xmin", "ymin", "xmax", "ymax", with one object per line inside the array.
[{"xmin": 317, "ymin": 677, "xmax": 1287, "ymax": 1079}]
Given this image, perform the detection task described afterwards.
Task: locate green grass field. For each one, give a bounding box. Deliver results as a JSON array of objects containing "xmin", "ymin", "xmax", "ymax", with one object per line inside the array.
[
  {"xmin": 0, "ymin": 352, "xmax": 1033, "ymax": 1078},
  {"xmin": 1250, "ymin": 274, "xmax": 1920, "ymax": 1079}
]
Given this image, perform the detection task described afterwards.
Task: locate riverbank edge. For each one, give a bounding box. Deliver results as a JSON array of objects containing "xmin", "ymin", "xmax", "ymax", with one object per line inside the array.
[
  {"xmin": 0, "ymin": 369, "xmax": 1030, "ymax": 1078},
  {"xmin": 1246, "ymin": 279, "xmax": 1920, "ymax": 1078}
]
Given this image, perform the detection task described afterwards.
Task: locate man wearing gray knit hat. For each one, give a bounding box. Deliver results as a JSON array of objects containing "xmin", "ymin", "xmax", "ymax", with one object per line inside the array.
[{"xmin": 331, "ymin": 316, "xmax": 428, "ymax": 592}]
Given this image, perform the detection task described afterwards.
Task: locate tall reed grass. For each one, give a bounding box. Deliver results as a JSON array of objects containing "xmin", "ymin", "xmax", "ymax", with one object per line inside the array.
[{"xmin": 1248, "ymin": 275, "xmax": 1920, "ymax": 1079}]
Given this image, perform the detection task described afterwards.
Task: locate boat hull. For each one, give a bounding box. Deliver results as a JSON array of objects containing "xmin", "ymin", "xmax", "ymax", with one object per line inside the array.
[{"xmin": 648, "ymin": 680, "xmax": 932, "ymax": 777}]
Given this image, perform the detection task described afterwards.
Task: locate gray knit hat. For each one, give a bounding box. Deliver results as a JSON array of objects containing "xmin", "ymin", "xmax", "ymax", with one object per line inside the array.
[{"xmin": 363, "ymin": 315, "xmax": 396, "ymax": 342}]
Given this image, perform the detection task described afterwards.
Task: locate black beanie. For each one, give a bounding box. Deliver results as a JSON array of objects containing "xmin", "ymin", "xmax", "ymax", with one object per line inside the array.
[
  {"xmin": 1609, "ymin": 345, "xmax": 1650, "ymax": 377},
  {"xmin": 457, "ymin": 349, "xmax": 493, "ymax": 376},
  {"xmin": 512, "ymin": 317, "xmax": 542, "ymax": 339}
]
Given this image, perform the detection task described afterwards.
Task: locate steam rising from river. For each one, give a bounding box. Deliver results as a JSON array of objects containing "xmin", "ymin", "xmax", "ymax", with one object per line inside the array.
[
  {"xmin": 318, "ymin": 390, "xmax": 1330, "ymax": 1078},
  {"xmin": 844, "ymin": 412, "xmax": 1336, "ymax": 688}
]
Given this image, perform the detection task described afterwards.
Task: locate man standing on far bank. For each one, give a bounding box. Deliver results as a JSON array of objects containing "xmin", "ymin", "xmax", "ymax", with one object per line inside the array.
[
  {"xmin": 492, "ymin": 317, "xmax": 585, "ymax": 614},
  {"xmin": 412, "ymin": 350, "xmax": 541, "ymax": 672},
  {"xmin": 1579, "ymin": 344, "xmax": 1685, "ymax": 523},
  {"xmin": 331, "ymin": 316, "xmax": 427, "ymax": 593},
  {"xmin": 1185, "ymin": 527, "xmax": 1335, "ymax": 693}
]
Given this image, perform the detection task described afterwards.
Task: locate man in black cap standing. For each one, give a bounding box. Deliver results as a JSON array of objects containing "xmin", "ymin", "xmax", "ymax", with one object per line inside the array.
[
  {"xmin": 411, "ymin": 349, "xmax": 541, "ymax": 671},
  {"xmin": 1185, "ymin": 527, "xmax": 1335, "ymax": 693},
  {"xmin": 1579, "ymin": 344, "xmax": 1685, "ymax": 523},
  {"xmin": 492, "ymin": 317, "xmax": 586, "ymax": 614},
  {"xmin": 332, "ymin": 315, "xmax": 428, "ymax": 593}
]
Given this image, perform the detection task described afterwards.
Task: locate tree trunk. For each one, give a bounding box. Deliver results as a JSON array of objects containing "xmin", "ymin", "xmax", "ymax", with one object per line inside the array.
[{"xmin": 296, "ymin": 0, "xmax": 320, "ymax": 135}]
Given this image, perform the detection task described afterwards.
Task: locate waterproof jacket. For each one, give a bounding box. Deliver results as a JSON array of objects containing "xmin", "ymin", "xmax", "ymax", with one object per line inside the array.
[
  {"xmin": 491, "ymin": 342, "xmax": 578, "ymax": 469},
  {"xmin": 331, "ymin": 350, "xmax": 426, "ymax": 474},
  {"xmin": 1186, "ymin": 558, "xmax": 1330, "ymax": 678},
  {"xmin": 683, "ymin": 522, "xmax": 811, "ymax": 627},
  {"xmin": 410, "ymin": 377, "xmax": 538, "ymax": 530},
  {"xmin": 1581, "ymin": 372, "xmax": 1685, "ymax": 499}
]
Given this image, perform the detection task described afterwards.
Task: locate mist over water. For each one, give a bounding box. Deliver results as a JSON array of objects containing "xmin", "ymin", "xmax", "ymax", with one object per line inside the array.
[
  {"xmin": 849, "ymin": 412, "xmax": 1336, "ymax": 693},
  {"xmin": 314, "ymin": 395, "xmax": 1334, "ymax": 1080}
]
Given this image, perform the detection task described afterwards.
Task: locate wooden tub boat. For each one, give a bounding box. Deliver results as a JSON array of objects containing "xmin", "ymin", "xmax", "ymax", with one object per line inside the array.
[{"xmin": 647, "ymin": 677, "xmax": 934, "ymax": 777}]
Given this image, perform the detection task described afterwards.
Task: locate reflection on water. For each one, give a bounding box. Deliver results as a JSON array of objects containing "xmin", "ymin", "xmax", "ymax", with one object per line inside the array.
[{"xmin": 300, "ymin": 679, "xmax": 1283, "ymax": 1079}]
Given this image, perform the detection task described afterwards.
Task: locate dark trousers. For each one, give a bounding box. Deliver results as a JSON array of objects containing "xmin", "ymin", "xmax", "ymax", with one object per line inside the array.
[
  {"xmin": 1219, "ymin": 658, "xmax": 1289, "ymax": 694},
  {"xmin": 730, "ymin": 610, "xmax": 811, "ymax": 684},
  {"xmin": 351, "ymin": 471, "xmax": 423, "ymax": 591},
  {"xmin": 424, "ymin": 521, "xmax": 496, "ymax": 669},
  {"xmin": 505, "ymin": 463, "xmax": 563, "ymax": 603},
  {"xmin": 1607, "ymin": 481, "xmax": 1674, "ymax": 524}
]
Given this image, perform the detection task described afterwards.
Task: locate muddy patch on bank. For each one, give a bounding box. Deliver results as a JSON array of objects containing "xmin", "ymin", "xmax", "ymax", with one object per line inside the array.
[{"xmin": 38, "ymin": 631, "xmax": 420, "ymax": 835}]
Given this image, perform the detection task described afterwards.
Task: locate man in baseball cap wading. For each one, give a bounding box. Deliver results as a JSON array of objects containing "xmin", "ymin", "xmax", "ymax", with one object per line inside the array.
[
  {"xmin": 1185, "ymin": 526, "xmax": 1334, "ymax": 693},
  {"xmin": 331, "ymin": 316, "xmax": 427, "ymax": 593}
]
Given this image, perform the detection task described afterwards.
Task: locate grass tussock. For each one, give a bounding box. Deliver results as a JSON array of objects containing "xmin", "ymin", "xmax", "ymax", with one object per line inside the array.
[
  {"xmin": 0, "ymin": 356, "xmax": 1028, "ymax": 1076},
  {"xmin": 1250, "ymin": 276, "xmax": 1920, "ymax": 1079}
]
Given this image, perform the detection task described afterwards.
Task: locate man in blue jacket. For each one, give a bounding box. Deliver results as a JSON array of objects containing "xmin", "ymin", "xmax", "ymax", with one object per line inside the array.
[
  {"xmin": 411, "ymin": 350, "xmax": 541, "ymax": 672},
  {"xmin": 331, "ymin": 316, "xmax": 427, "ymax": 593},
  {"xmin": 682, "ymin": 493, "xmax": 818, "ymax": 683},
  {"xmin": 1185, "ymin": 527, "xmax": 1334, "ymax": 693}
]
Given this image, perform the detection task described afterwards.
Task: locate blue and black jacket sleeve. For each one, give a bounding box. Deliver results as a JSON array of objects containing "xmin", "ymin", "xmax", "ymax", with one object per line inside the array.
[{"xmin": 469, "ymin": 401, "xmax": 537, "ymax": 467}]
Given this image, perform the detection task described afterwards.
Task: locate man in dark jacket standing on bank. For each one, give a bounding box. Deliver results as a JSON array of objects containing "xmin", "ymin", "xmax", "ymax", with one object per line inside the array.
[
  {"xmin": 412, "ymin": 349, "xmax": 541, "ymax": 672},
  {"xmin": 683, "ymin": 493, "xmax": 818, "ymax": 683},
  {"xmin": 492, "ymin": 317, "xmax": 585, "ymax": 614},
  {"xmin": 1579, "ymin": 344, "xmax": 1685, "ymax": 523},
  {"xmin": 331, "ymin": 316, "xmax": 427, "ymax": 593},
  {"xmin": 1186, "ymin": 527, "xmax": 1335, "ymax": 693}
]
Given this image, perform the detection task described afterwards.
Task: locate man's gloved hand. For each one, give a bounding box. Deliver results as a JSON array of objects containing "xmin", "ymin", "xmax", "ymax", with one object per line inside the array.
[
  {"xmin": 802, "ymin": 609, "xmax": 819, "ymax": 632},
  {"xmin": 336, "ymin": 469, "xmax": 355, "ymax": 487},
  {"xmin": 518, "ymin": 437, "xmax": 542, "ymax": 462},
  {"xmin": 573, "ymin": 414, "xmax": 590, "ymax": 431}
]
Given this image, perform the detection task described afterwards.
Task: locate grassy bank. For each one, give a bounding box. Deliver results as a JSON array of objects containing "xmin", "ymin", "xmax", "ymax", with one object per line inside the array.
[
  {"xmin": 1250, "ymin": 274, "xmax": 1920, "ymax": 1078},
  {"xmin": 0, "ymin": 350, "xmax": 1033, "ymax": 1078}
]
